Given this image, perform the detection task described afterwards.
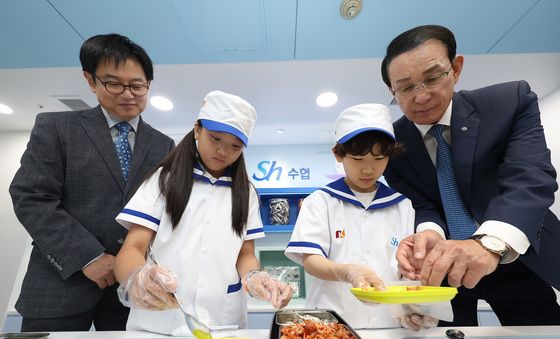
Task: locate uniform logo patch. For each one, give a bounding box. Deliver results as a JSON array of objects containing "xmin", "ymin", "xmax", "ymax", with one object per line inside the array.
[{"xmin": 335, "ymin": 229, "xmax": 346, "ymax": 239}]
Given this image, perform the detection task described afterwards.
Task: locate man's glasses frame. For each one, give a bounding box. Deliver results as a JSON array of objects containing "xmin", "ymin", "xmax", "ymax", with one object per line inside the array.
[
  {"xmin": 92, "ymin": 74, "xmax": 150, "ymax": 97},
  {"xmin": 391, "ymin": 65, "xmax": 453, "ymax": 99}
]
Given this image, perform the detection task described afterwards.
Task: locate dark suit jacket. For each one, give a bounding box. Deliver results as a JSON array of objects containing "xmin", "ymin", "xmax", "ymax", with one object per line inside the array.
[
  {"xmin": 385, "ymin": 80, "xmax": 560, "ymax": 290},
  {"xmin": 9, "ymin": 106, "xmax": 175, "ymax": 318}
]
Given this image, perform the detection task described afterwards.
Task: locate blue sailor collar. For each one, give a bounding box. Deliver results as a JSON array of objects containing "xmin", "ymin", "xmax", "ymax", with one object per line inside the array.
[
  {"xmin": 193, "ymin": 161, "xmax": 233, "ymax": 187},
  {"xmin": 320, "ymin": 177, "xmax": 406, "ymax": 210}
]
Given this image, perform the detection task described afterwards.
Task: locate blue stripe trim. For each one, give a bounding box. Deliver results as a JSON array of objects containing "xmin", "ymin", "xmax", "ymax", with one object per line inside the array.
[
  {"xmin": 321, "ymin": 178, "xmax": 406, "ymax": 210},
  {"xmin": 374, "ymin": 181, "xmax": 397, "ymax": 199},
  {"xmin": 200, "ymin": 119, "xmax": 249, "ymax": 146},
  {"xmin": 193, "ymin": 173, "xmax": 232, "ymax": 187},
  {"xmin": 368, "ymin": 194, "xmax": 406, "ymax": 210},
  {"xmin": 227, "ymin": 280, "xmax": 242, "ymax": 293},
  {"xmin": 287, "ymin": 241, "xmax": 328, "ymax": 257},
  {"xmin": 338, "ymin": 127, "xmax": 395, "ymax": 144},
  {"xmin": 366, "ymin": 181, "xmax": 406, "ymax": 210},
  {"xmin": 320, "ymin": 187, "xmax": 364, "ymax": 209},
  {"xmin": 120, "ymin": 209, "xmax": 160, "ymax": 225},
  {"xmin": 322, "ymin": 178, "xmax": 364, "ymax": 208},
  {"xmin": 247, "ymin": 227, "xmax": 264, "ymax": 235}
]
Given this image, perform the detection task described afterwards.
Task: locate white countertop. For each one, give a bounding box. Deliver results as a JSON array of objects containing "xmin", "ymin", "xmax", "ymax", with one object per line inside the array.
[{"xmin": 18, "ymin": 326, "xmax": 560, "ymax": 339}]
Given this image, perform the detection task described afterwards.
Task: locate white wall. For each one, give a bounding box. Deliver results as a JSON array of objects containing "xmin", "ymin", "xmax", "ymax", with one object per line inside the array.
[
  {"xmin": 0, "ymin": 131, "xmax": 31, "ymax": 329},
  {"xmin": 540, "ymin": 88, "xmax": 560, "ymax": 217},
  {"xmin": 538, "ymin": 88, "xmax": 560, "ymax": 300}
]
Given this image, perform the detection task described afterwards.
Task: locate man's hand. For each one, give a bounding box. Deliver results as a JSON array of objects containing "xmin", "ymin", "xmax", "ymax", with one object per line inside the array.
[
  {"xmin": 396, "ymin": 230, "xmax": 444, "ymax": 280},
  {"xmin": 82, "ymin": 253, "xmax": 116, "ymax": 289},
  {"xmin": 421, "ymin": 239, "xmax": 500, "ymax": 288}
]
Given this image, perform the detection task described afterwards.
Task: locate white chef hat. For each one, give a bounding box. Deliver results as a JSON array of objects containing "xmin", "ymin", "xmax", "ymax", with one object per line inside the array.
[
  {"xmin": 198, "ymin": 90, "xmax": 257, "ymax": 146},
  {"xmin": 334, "ymin": 103, "xmax": 395, "ymax": 144}
]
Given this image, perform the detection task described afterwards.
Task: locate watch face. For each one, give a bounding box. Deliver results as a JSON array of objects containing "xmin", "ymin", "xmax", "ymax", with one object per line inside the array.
[{"xmin": 481, "ymin": 236, "xmax": 507, "ymax": 252}]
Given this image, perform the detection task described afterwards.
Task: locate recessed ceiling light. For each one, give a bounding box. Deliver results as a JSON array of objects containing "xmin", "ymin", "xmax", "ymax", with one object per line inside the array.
[
  {"xmin": 276, "ymin": 128, "xmax": 285, "ymax": 134},
  {"xmin": 316, "ymin": 92, "xmax": 338, "ymax": 108},
  {"xmin": 0, "ymin": 102, "xmax": 14, "ymax": 114},
  {"xmin": 150, "ymin": 96, "xmax": 174, "ymax": 111}
]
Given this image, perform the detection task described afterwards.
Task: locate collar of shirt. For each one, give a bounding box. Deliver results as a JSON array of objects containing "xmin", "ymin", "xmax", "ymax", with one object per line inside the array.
[
  {"xmin": 193, "ymin": 161, "xmax": 233, "ymax": 187},
  {"xmin": 100, "ymin": 106, "xmax": 140, "ymax": 132},
  {"xmin": 320, "ymin": 177, "xmax": 406, "ymax": 210}
]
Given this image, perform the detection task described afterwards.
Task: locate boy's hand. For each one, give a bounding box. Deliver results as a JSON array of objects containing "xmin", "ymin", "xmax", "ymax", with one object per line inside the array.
[{"xmin": 334, "ymin": 263, "xmax": 386, "ymax": 290}]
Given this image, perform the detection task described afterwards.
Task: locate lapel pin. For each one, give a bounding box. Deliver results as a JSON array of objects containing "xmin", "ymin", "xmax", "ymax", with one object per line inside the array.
[{"xmin": 460, "ymin": 126, "xmax": 468, "ymax": 131}]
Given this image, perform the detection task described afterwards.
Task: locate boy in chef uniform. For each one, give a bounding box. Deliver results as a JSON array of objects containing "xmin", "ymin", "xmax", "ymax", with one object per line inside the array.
[{"xmin": 285, "ymin": 103, "xmax": 435, "ymax": 329}]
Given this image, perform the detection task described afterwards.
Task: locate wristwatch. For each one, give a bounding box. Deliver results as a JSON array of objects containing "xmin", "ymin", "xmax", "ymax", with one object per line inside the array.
[{"xmin": 470, "ymin": 235, "xmax": 510, "ymax": 257}]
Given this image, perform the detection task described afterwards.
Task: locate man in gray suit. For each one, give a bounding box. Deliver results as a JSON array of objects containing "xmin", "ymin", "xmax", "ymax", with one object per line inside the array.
[{"xmin": 9, "ymin": 34, "xmax": 175, "ymax": 332}]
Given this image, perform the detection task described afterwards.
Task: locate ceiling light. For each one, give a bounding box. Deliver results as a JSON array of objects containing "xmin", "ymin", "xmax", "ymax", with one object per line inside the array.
[
  {"xmin": 150, "ymin": 96, "xmax": 174, "ymax": 111},
  {"xmin": 0, "ymin": 102, "xmax": 14, "ymax": 114},
  {"xmin": 316, "ymin": 92, "xmax": 338, "ymax": 108},
  {"xmin": 276, "ymin": 129, "xmax": 285, "ymax": 134}
]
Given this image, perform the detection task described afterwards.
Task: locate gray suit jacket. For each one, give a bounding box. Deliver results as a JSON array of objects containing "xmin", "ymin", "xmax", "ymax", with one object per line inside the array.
[{"xmin": 9, "ymin": 106, "xmax": 175, "ymax": 318}]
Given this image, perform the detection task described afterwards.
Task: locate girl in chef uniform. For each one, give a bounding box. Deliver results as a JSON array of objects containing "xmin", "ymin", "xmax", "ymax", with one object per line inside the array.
[
  {"xmin": 285, "ymin": 104, "xmax": 433, "ymax": 330},
  {"xmin": 114, "ymin": 90, "xmax": 292, "ymax": 336}
]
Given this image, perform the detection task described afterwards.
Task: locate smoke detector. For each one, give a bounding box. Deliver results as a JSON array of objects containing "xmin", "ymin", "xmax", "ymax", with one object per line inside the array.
[{"xmin": 340, "ymin": 0, "xmax": 362, "ymax": 20}]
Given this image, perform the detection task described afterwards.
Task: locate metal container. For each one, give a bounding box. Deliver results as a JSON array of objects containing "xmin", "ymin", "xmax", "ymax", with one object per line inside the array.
[
  {"xmin": 269, "ymin": 309, "xmax": 361, "ymax": 339},
  {"xmin": 275, "ymin": 309, "xmax": 338, "ymax": 325}
]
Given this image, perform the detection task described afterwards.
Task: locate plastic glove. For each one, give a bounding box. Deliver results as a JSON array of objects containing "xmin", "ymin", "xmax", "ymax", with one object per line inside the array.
[
  {"xmin": 243, "ymin": 270, "xmax": 293, "ymax": 309},
  {"xmin": 333, "ymin": 263, "xmax": 385, "ymax": 290},
  {"xmin": 117, "ymin": 263, "xmax": 179, "ymax": 310},
  {"xmin": 396, "ymin": 304, "xmax": 439, "ymax": 331}
]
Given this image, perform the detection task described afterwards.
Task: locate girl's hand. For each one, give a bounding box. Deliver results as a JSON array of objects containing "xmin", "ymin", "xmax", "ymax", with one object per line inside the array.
[
  {"xmin": 117, "ymin": 263, "xmax": 179, "ymax": 310},
  {"xmin": 243, "ymin": 270, "xmax": 293, "ymax": 309}
]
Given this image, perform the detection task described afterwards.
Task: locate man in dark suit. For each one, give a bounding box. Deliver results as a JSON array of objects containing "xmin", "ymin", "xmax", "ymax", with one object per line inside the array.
[
  {"xmin": 9, "ymin": 34, "xmax": 175, "ymax": 331},
  {"xmin": 381, "ymin": 25, "xmax": 560, "ymax": 326}
]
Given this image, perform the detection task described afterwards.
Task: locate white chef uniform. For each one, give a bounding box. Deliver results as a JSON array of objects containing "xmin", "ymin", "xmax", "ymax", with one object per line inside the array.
[
  {"xmin": 116, "ymin": 162, "xmax": 264, "ymax": 336},
  {"xmin": 285, "ymin": 178, "xmax": 415, "ymax": 329}
]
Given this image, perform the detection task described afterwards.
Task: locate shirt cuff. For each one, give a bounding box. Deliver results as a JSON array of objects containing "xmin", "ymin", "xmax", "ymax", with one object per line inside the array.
[
  {"xmin": 82, "ymin": 252, "xmax": 105, "ymax": 270},
  {"xmin": 475, "ymin": 220, "xmax": 530, "ymax": 264},
  {"xmin": 416, "ymin": 222, "xmax": 446, "ymax": 240}
]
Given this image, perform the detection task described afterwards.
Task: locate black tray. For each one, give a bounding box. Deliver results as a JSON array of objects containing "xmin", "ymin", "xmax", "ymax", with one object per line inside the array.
[{"xmin": 269, "ymin": 309, "xmax": 361, "ymax": 339}]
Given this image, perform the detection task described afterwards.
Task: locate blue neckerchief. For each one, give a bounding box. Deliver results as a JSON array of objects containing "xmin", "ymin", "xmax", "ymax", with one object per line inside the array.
[
  {"xmin": 193, "ymin": 161, "xmax": 233, "ymax": 187},
  {"xmin": 320, "ymin": 177, "xmax": 406, "ymax": 210}
]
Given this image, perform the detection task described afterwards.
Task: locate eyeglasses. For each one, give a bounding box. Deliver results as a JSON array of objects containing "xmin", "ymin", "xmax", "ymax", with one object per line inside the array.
[
  {"xmin": 92, "ymin": 74, "xmax": 149, "ymax": 96},
  {"xmin": 391, "ymin": 66, "xmax": 452, "ymax": 98}
]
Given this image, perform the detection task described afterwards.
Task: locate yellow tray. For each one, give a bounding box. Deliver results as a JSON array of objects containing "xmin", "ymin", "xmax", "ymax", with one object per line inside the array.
[{"xmin": 350, "ymin": 286, "xmax": 457, "ymax": 304}]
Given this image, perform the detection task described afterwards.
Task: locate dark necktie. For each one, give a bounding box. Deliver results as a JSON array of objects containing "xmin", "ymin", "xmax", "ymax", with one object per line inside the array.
[
  {"xmin": 429, "ymin": 124, "xmax": 477, "ymax": 239},
  {"xmin": 115, "ymin": 122, "xmax": 132, "ymax": 181}
]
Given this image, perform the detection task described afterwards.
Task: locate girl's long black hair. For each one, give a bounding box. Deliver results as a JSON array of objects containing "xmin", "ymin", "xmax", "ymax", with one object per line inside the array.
[{"xmin": 148, "ymin": 122, "xmax": 250, "ymax": 237}]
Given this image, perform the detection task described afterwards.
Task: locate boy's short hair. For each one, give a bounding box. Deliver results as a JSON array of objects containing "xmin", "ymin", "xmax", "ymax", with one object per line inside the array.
[{"xmin": 333, "ymin": 130, "xmax": 403, "ymax": 158}]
